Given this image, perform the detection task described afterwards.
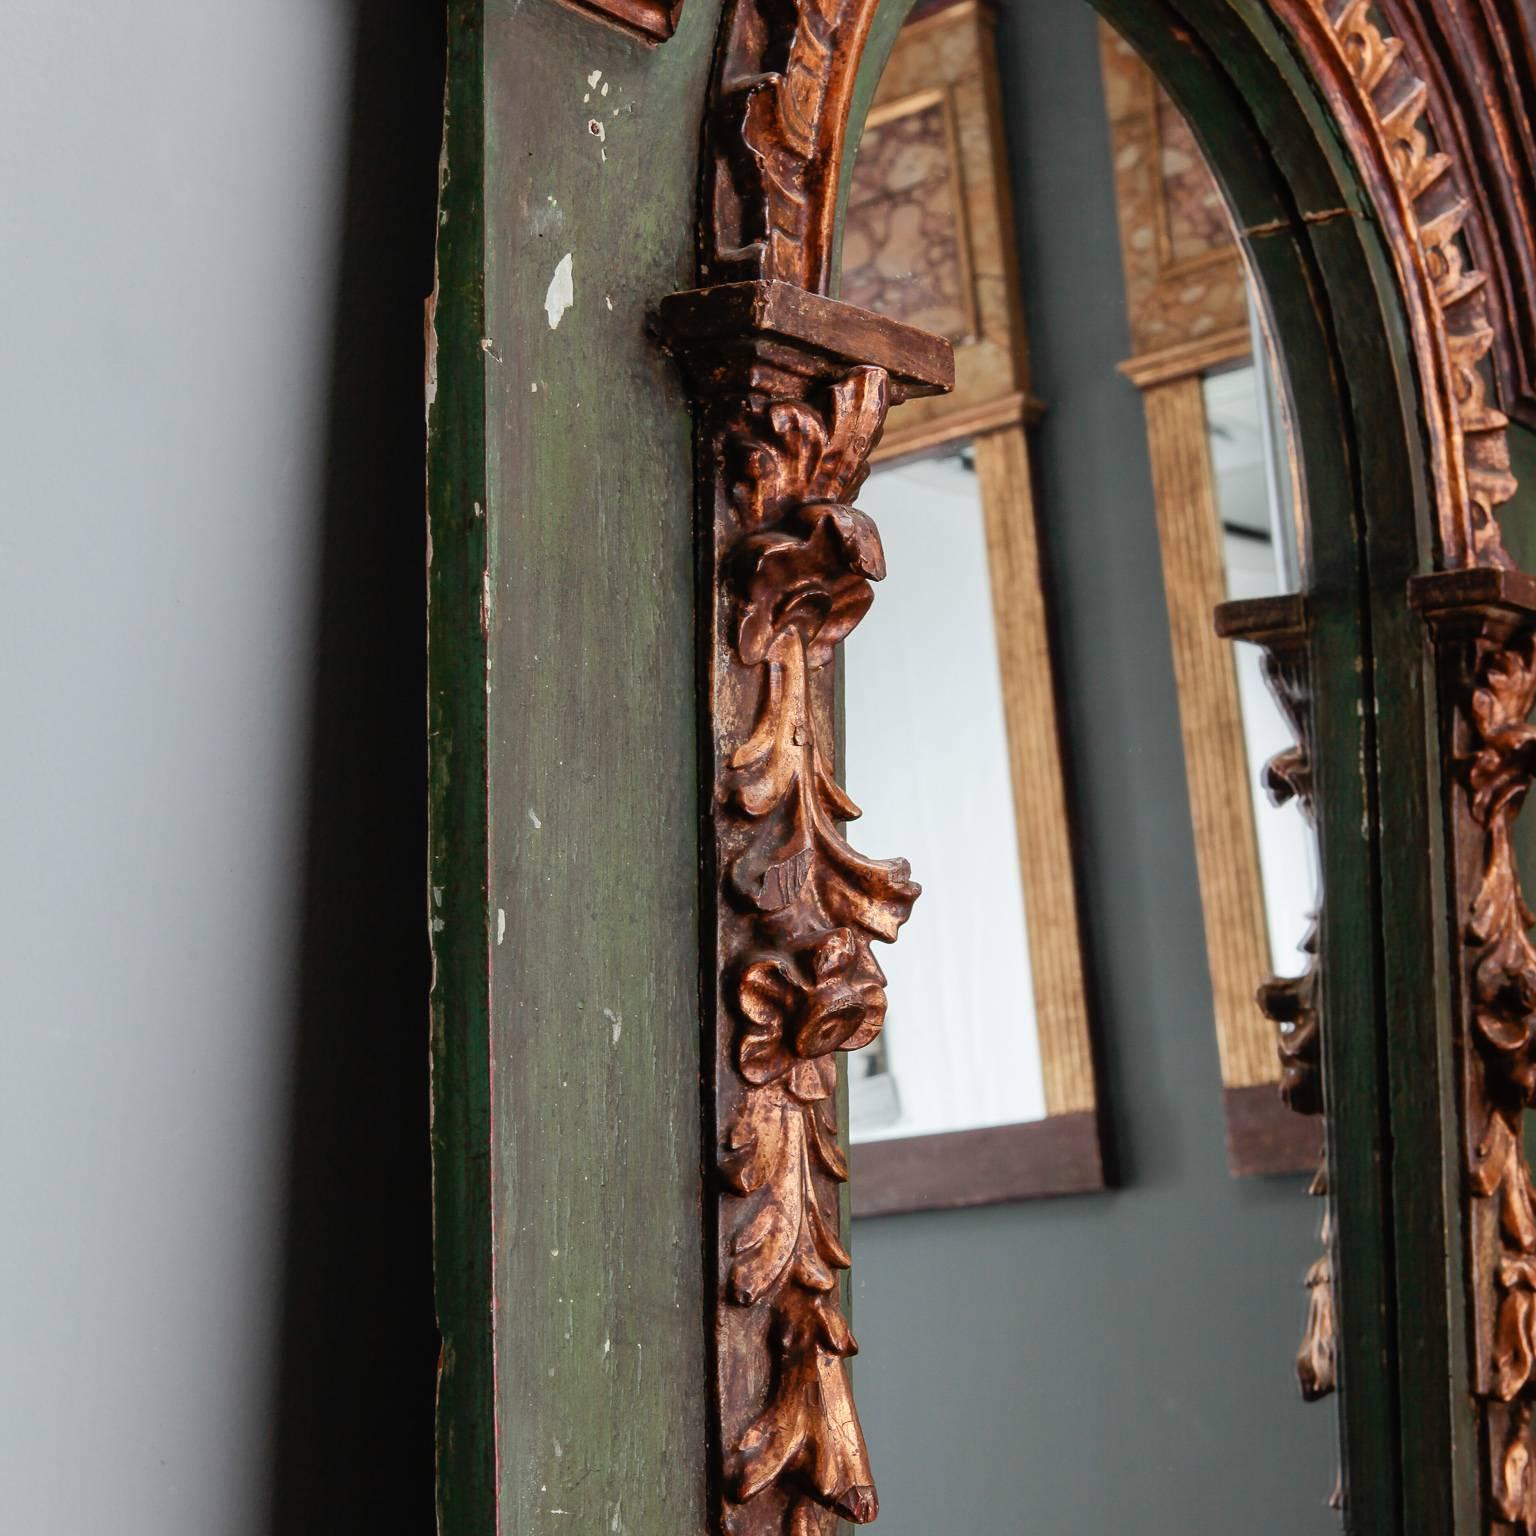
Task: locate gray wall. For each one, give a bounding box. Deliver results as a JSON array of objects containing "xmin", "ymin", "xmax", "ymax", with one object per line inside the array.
[
  {"xmin": 849, "ymin": 8, "xmax": 1339, "ymax": 1532},
  {"xmin": 0, "ymin": 3, "xmax": 441, "ymax": 1530}
]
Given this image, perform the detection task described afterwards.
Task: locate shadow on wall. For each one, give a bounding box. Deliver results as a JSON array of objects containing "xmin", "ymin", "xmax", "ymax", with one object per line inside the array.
[{"xmin": 266, "ymin": 4, "xmax": 445, "ymax": 1531}]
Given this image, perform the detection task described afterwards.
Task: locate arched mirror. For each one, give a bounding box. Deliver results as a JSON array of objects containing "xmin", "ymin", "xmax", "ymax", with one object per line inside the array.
[{"xmin": 835, "ymin": 3, "xmax": 1335, "ymax": 1529}]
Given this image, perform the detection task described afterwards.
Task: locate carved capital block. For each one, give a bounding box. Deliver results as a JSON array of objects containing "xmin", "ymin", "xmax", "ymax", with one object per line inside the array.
[
  {"xmin": 1412, "ymin": 568, "xmax": 1536, "ymax": 1532},
  {"xmin": 659, "ymin": 281, "xmax": 951, "ymax": 1536}
]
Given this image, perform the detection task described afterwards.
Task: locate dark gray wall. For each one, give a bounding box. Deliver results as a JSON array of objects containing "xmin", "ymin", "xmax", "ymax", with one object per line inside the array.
[{"xmin": 849, "ymin": 8, "xmax": 1339, "ymax": 1531}]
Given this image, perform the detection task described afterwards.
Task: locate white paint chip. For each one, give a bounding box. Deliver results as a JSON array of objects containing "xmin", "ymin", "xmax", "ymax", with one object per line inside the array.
[
  {"xmin": 497, "ymin": 908, "xmax": 506, "ymax": 945},
  {"xmin": 587, "ymin": 68, "xmax": 602, "ymax": 86},
  {"xmin": 545, "ymin": 253, "xmax": 574, "ymax": 329},
  {"xmin": 528, "ymin": 807, "xmax": 543, "ymax": 829},
  {"xmin": 604, "ymin": 1007, "xmax": 622, "ymax": 1044},
  {"xmin": 605, "ymin": 295, "xmax": 613, "ymax": 311},
  {"xmin": 601, "ymin": 81, "xmax": 610, "ymax": 96}
]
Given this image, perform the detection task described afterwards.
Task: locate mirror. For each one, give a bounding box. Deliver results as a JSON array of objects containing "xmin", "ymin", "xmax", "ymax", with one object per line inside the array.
[
  {"xmin": 834, "ymin": 3, "xmax": 1338, "ymax": 1531},
  {"xmin": 1206, "ymin": 356, "xmax": 1316, "ymax": 989},
  {"xmin": 847, "ymin": 447, "xmax": 1045, "ymax": 1143},
  {"xmin": 836, "ymin": 4, "xmax": 1100, "ymax": 1213}
]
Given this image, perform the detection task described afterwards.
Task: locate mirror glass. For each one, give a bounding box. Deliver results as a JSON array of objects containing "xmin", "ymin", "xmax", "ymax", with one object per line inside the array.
[
  {"xmin": 1206, "ymin": 355, "xmax": 1315, "ymax": 980},
  {"xmin": 833, "ymin": 5, "xmax": 1340, "ymax": 1533},
  {"xmin": 846, "ymin": 445, "xmax": 1047, "ymax": 1143}
]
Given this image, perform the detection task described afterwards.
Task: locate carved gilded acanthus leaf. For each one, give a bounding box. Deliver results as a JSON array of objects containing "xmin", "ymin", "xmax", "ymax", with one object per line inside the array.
[
  {"xmin": 658, "ymin": 277, "xmax": 950, "ymax": 1536},
  {"xmin": 1301, "ymin": 0, "xmax": 1516, "ymax": 568}
]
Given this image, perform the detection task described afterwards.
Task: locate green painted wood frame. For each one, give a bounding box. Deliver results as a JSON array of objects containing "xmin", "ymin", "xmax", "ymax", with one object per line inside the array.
[{"xmin": 427, "ymin": 0, "xmax": 1504, "ymax": 1531}]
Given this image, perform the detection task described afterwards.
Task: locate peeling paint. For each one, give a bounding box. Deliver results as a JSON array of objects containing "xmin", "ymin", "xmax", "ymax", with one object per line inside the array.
[
  {"xmin": 424, "ymin": 290, "xmax": 439, "ymax": 418},
  {"xmin": 545, "ymin": 253, "xmax": 574, "ymax": 329},
  {"xmin": 497, "ymin": 908, "xmax": 507, "ymax": 945},
  {"xmin": 528, "ymin": 807, "xmax": 543, "ymax": 829},
  {"xmin": 603, "ymin": 1007, "xmax": 622, "ymax": 1044},
  {"xmin": 587, "ymin": 68, "xmax": 602, "ymax": 86}
]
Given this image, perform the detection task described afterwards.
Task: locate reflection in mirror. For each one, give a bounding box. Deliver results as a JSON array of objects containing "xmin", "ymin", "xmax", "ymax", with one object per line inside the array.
[
  {"xmin": 1104, "ymin": 12, "xmax": 1324, "ymax": 1174},
  {"xmin": 836, "ymin": 4, "xmax": 1340, "ymax": 1533},
  {"xmin": 846, "ymin": 446, "xmax": 1045, "ymax": 1142},
  {"xmin": 834, "ymin": 0, "xmax": 1100, "ymax": 1216},
  {"xmin": 1206, "ymin": 353, "xmax": 1315, "ymax": 984}
]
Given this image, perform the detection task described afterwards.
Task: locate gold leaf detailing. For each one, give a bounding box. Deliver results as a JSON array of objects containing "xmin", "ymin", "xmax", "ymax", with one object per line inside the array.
[
  {"xmin": 705, "ymin": 0, "xmax": 880, "ymax": 291},
  {"xmin": 1318, "ymin": 0, "xmax": 1516, "ymax": 567},
  {"xmin": 1462, "ymin": 627, "xmax": 1536, "ymax": 1532},
  {"xmin": 717, "ymin": 365, "xmax": 911, "ymax": 1534}
]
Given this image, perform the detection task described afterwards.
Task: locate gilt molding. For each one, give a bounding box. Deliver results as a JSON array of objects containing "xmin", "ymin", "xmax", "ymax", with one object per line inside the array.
[
  {"xmin": 701, "ymin": 0, "xmax": 882, "ymax": 293},
  {"xmin": 1373, "ymin": 0, "xmax": 1536, "ymax": 430},
  {"xmin": 1277, "ymin": 0, "xmax": 1516, "ymax": 569},
  {"xmin": 1413, "ymin": 571, "xmax": 1536, "ymax": 1535},
  {"xmin": 658, "ymin": 282, "xmax": 950, "ymax": 1535}
]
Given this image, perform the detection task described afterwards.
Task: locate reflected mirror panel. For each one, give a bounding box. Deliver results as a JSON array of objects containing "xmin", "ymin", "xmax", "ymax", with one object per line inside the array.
[
  {"xmin": 846, "ymin": 448, "xmax": 1045, "ymax": 1142},
  {"xmin": 1206, "ymin": 358, "xmax": 1316, "ymax": 984}
]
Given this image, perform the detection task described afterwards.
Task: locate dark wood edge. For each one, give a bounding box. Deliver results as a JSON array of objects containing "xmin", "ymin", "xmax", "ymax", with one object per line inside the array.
[
  {"xmin": 656, "ymin": 279, "xmax": 955, "ymax": 393},
  {"xmin": 555, "ymin": 0, "xmax": 683, "ymax": 43},
  {"xmin": 1407, "ymin": 566, "xmax": 1536, "ymax": 637},
  {"xmin": 1213, "ymin": 592, "xmax": 1309, "ymax": 646},
  {"xmin": 1223, "ymin": 1084, "xmax": 1322, "ymax": 1177},
  {"xmin": 850, "ymin": 1111, "xmax": 1105, "ymax": 1218}
]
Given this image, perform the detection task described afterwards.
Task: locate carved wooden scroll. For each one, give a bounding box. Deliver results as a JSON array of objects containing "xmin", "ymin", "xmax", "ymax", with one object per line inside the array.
[
  {"xmin": 658, "ymin": 281, "xmax": 951, "ymax": 1535},
  {"xmin": 1214, "ymin": 597, "xmax": 1335, "ymax": 1416},
  {"xmin": 668, "ymin": 0, "xmax": 954, "ymax": 1524},
  {"xmin": 700, "ymin": 0, "xmax": 882, "ymax": 293}
]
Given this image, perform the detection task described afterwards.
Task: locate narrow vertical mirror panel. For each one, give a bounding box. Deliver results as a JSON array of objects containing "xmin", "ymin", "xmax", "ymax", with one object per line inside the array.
[
  {"xmin": 846, "ymin": 446, "xmax": 1047, "ymax": 1144},
  {"xmin": 1206, "ymin": 357, "xmax": 1315, "ymax": 987}
]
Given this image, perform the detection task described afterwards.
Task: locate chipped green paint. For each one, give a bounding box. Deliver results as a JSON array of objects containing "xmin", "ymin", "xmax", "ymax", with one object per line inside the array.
[{"xmin": 431, "ymin": 0, "xmax": 723, "ymax": 1531}]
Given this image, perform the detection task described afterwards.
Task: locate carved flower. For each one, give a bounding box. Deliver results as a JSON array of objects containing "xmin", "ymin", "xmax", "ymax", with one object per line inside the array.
[
  {"xmin": 733, "ymin": 500, "xmax": 886, "ymax": 668},
  {"xmin": 735, "ymin": 927, "xmax": 888, "ymax": 1092}
]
